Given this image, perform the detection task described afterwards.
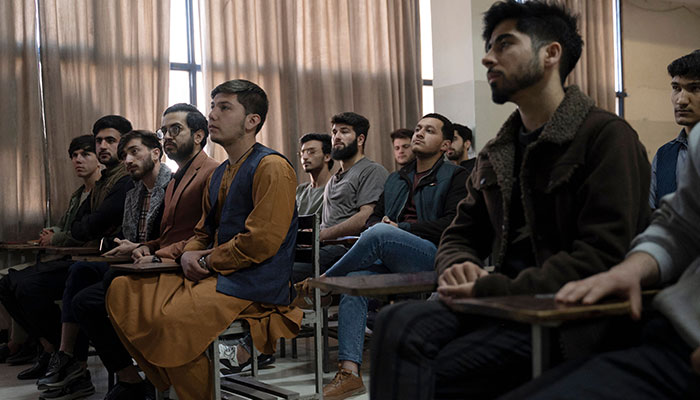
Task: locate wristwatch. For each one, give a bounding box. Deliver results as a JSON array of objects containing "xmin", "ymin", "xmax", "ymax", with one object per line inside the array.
[{"xmin": 198, "ymin": 255, "xmax": 213, "ymax": 273}]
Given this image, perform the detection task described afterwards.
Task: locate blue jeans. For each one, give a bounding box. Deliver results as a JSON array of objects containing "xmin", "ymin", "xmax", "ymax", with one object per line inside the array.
[{"xmin": 329, "ymin": 224, "xmax": 437, "ymax": 365}]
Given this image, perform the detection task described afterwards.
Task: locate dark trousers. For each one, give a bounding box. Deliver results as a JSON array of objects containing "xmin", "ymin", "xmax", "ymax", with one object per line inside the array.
[
  {"xmin": 370, "ymin": 300, "xmax": 532, "ymax": 400},
  {"xmin": 500, "ymin": 317, "xmax": 700, "ymax": 400},
  {"xmin": 0, "ymin": 259, "xmax": 88, "ymax": 360},
  {"xmin": 292, "ymin": 244, "xmax": 348, "ymax": 283},
  {"xmin": 62, "ymin": 262, "xmax": 109, "ymax": 323},
  {"xmin": 70, "ymin": 264, "xmax": 133, "ymax": 373}
]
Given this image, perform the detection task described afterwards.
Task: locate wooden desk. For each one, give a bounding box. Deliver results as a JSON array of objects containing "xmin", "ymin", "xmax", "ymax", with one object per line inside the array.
[
  {"xmin": 71, "ymin": 255, "xmax": 133, "ymax": 263},
  {"xmin": 309, "ymin": 271, "xmax": 437, "ymax": 298},
  {"xmin": 448, "ymin": 294, "xmax": 652, "ymax": 377},
  {"xmin": 0, "ymin": 243, "xmax": 45, "ymax": 267},
  {"xmin": 111, "ymin": 262, "xmax": 180, "ymax": 273},
  {"xmin": 44, "ymin": 246, "xmax": 100, "ymax": 256}
]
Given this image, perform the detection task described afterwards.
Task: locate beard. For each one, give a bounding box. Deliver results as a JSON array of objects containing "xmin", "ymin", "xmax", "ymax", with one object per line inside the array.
[
  {"xmin": 130, "ymin": 157, "xmax": 155, "ymax": 181},
  {"xmin": 165, "ymin": 136, "xmax": 195, "ymax": 163},
  {"xmin": 447, "ymin": 146, "xmax": 463, "ymax": 161},
  {"xmin": 490, "ymin": 55, "xmax": 544, "ymax": 104},
  {"xmin": 331, "ymin": 138, "xmax": 359, "ymax": 160}
]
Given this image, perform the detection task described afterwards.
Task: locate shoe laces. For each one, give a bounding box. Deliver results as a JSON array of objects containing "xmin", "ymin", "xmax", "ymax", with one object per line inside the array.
[{"xmin": 329, "ymin": 368, "xmax": 355, "ymax": 386}]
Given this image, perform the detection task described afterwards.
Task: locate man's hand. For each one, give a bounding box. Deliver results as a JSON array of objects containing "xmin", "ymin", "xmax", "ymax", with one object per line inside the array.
[
  {"xmin": 437, "ymin": 261, "xmax": 489, "ymax": 301},
  {"xmin": 131, "ymin": 245, "xmax": 152, "ymax": 262},
  {"xmin": 180, "ymin": 249, "xmax": 214, "ymax": 282},
  {"xmin": 38, "ymin": 229, "xmax": 54, "ymax": 246},
  {"xmin": 555, "ymin": 252, "xmax": 659, "ymax": 320},
  {"xmin": 103, "ymin": 238, "xmax": 140, "ymax": 256},
  {"xmin": 381, "ymin": 216, "xmax": 398, "ymax": 228},
  {"xmin": 319, "ymin": 228, "xmax": 331, "ymax": 242}
]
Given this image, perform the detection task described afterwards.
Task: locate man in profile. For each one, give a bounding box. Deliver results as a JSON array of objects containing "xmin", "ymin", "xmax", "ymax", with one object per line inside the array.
[{"xmin": 447, "ymin": 123, "xmax": 476, "ymax": 174}]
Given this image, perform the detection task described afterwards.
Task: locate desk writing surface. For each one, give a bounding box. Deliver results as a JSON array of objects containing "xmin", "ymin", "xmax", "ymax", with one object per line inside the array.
[
  {"xmin": 71, "ymin": 255, "xmax": 133, "ymax": 263},
  {"xmin": 309, "ymin": 271, "xmax": 437, "ymax": 297},
  {"xmin": 448, "ymin": 295, "xmax": 632, "ymax": 325},
  {"xmin": 111, "ymin": 262, "xmax": 181, "ymax": 273},
  {"xmin": 0, "ymin": 243, "xmax": 44, "ymax": 251},
  {"xmin": 44, "ymin": 246, "xmax": 100, "ymax": 256}
]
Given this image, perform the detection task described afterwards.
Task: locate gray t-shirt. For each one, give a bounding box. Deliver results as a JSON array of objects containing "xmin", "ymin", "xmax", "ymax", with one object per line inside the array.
[
  {"xmin": 296, "ymin": 182, "xmax": 325, "ymax": 216},
  {"xmin": 321, "ymin": 157, "xmax": 389, "ymax": 229}
]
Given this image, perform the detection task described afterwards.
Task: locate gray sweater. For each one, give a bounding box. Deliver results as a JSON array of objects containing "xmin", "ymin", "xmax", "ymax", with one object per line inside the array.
[{"xmin": 630, "ymin": 123, "xmax": 700, "ymax": 347}]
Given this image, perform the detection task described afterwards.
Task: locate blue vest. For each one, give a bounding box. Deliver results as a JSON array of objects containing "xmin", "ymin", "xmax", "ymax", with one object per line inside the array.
[
  {"xmin": 655, "ymin": 140, "xmax": 683, "ymax": 204},
  {"xmin": 204, "ymin": 143, "xmax": 298, "ymax": 305}
]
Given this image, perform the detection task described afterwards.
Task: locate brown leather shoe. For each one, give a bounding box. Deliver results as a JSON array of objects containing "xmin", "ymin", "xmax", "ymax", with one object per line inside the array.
[
  {"xmin": 323, "ymin": 367, "xmax": 366, "ymax": 400},
  {"xmin": 292, "ymin": 278, "xmax": 331, "ymax": 310}
]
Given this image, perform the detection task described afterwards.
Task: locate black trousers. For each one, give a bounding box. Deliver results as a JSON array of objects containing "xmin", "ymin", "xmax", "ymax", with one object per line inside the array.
[
  {"xmin": 0, "ymin": 259, "xmax": 88, "ymax": 360},
  {"xmin": 370, "ymin": 300, "xmax": 532, "ymax": 400},
  {"xmin": 71, "ymin": 264, "xmax": 133, "ymax": 373},
  {"xmin": 499, "ymin": 317, "xmax": 700, "ymax": 400},
  {"xmin": 292, "ymin": 244, "xmax": 348, "ymax": 283}
]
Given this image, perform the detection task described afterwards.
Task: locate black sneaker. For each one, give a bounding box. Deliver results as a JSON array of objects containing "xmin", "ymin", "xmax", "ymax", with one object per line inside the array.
[
  {"xmin": 104, "ymin": 380, "xmax": 155, "ymax": 400},
  {"xmin": 37, "ymin": 351, "xmax": 84, "ymax": 390},
  {"xmin": 39, "ymin": 370, "xmax": 95, "ymax": 400},
  {"xmin": 221, "ymin": 354, "xmax": 276, "ymax": 375},
  {"xmin": 7, "ymin": 341, "xmax": 39, "ymax": 365},
  {"xmin": 17, "ymin": 351, "xmax": 51, "ymax": 380}
]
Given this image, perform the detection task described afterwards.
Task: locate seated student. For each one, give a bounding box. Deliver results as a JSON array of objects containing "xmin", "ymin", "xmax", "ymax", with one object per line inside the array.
[
  {"xmin": 106, "ymin": 79, "xmax": 303, "ymax": 400},
  {"xmin": 649, "ymin": 50, "xmax": 700, "ymax": 209},
  {"xmin": 0, "ymin": 135, "xmax": 101, "ymax": 365},
  {"xmin": 293, "ymin": 112, "xmax": 389, "ymax": 282},
  {"xmin": 296, "ymin": 133, "xmax": 333, "ymax": 216},
  {"xmin": 501, "ymin": 121, "xmax": 700, "ymax": 400},
  {"xmin": 69, "ymin": 104, "xmax": 218, "ymax": 400},
  {"xmin": 315, "ymin": 113, "xmax": 467, "ymax": 400},
  {"xmin": 390, "ymin": 128, "xmax": 415, "ymax": 167},
  {"xmin": 35, "ymin": 130, "xmax": 171, "ymax": 399},
  {"xmin": 0, "ymin": 115, "xmax": 134, "ymax": 382},
  {"xmin": 369, "ymin": 1, "xmax": 651, "ymax": 398},
  {"xmin": 447, "ymin": 123, "xmax": 476, "ymax": 174}
]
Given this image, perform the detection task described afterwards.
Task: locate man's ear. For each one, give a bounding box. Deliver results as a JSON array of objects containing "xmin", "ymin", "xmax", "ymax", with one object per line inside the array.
[
  {"xmin": 246, "ymin": 114, "xmax": 262, "ymax": 132},
  {"xmin": 193, "ymin": 129, "xmax": 205, "ymax": 146},
  {"xmin": 357, "ymin": 134, "xmax": 366, "ymax": 148},
  {"xmin": 465, "ymin": 139, "xmax": 472, "ymax": 152},
  {"xmin": 542, "ymin": 41, "xmax": 562, "ymax": 71},
  {"xmin": 440, "ymin": 140, "xmax": 451, "ymax": 153}
]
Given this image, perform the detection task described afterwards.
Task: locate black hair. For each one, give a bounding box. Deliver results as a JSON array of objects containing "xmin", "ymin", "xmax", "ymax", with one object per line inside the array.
[
  {"xmin": 483, "ymin": 0, "xmax": 583, "ymax": 84},
  {"xmin": 421, "ymin": 113, "xmax": 454, "ymax": 141},
  {"xmin": 68, "ymin": 135, "xmax": 96, "ymax": 157},
  {"xmin": 163, "ymin": 103, "xmax": 209, "ymax": 147},
  {"xmin": 453, "ymin": 123, "xmax": 473, "ymax": 144},
  {"xmin": 667, "ymin": 50, "xmax": 700, "ymax": 80},
  {"xmin": 390, "ymin": 128, "xmax": 413, "ymax": 141},
  {"xmin": 117, "ymin": 130, "xmax": 163, "ymax": 160},
  {"xmin": 92, "ymin": 115, "xmax": 132, "ymax": 136},
  {"xmin": 331, "ymin": 112, "xmax": 370, "ymax": 139},
  {"xmin": 300, "ymin": 133, "xmax": 334, "ymax": 170},
  {"xmin": 211, "ymin": 79, "xmax": 268, "ymax": 133}
]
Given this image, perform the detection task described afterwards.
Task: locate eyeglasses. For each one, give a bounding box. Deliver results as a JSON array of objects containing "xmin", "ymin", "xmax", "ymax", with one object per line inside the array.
[{"xmin": 157, "ymin": 124, "xmax": 185, "ymax": 139}]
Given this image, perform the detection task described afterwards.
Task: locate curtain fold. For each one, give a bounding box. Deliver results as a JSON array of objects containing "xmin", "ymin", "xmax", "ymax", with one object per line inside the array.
[
  {"xmin": 0, "ymin": 0, "xmax": 46, "ymax": 241},
  {"xmin": 38, "ymin": 0, "xmax": 170, "ymax": 223},
  {"xmin": 562, "ymin": 0, "xmax": 616, "ymax": 113},
  {"xmin": 199, "ymin": 0, "xmax": 421, "ymax": 172}
]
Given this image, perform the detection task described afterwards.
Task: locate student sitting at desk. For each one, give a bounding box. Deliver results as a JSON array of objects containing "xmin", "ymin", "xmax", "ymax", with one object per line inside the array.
[{"xmin": 369, "ymin": 1, "xmax": 651, "ymax": 398}]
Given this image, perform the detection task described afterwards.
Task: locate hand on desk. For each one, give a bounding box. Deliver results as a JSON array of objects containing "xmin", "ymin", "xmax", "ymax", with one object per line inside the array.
[
  {"xmin": 103, "ymin": 238, "xmax": 140, "ymax": 257},
  {"xmin": 131, "ymin": 245, "xmax": 152, "ymax": 262},
  {"xmin": 437, "ymin": 261, "xmax": 489, "ymax": 301},
  {"xmin": 180, "ymin": 249, "xmax": 214, "ymax": 282},
  {"xmin": 555, "ymin": 252, "xmax": 659, "ymax": 320},
  {"xmin": 38, "ymin": 229, "xmax": 54, "ymax": 246}
]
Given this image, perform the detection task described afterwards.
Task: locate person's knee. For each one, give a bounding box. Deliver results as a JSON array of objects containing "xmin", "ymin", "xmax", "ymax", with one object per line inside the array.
[{"xmin": 361, "ymin": 223, "xmax": 395, "ymax": 243}]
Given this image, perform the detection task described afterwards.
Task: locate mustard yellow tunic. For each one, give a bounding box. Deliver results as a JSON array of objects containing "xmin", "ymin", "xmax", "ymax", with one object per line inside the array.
[{"xmin": 106, "ymin": 152, "xmax": 302, "ymax": 394}]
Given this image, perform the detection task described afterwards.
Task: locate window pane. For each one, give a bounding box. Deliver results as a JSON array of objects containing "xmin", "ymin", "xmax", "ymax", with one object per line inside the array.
[
  {"xmin": 422, "ymin": 85, "xmax": 434, "ymax": 114},
  {"xmin": 169, "ymin": 70, "xmax": 191, "ymax": 105},
  {"xmin": 197, "ymin": 71, "xmax": 206, "ymax": 113},
  {"xmin": 193, "ymin": 0, "xmax": 202, "ymax": 64},
  {"xmin": 419, "ymin": 0, "xmax": 433, "ymax": 80},
  {"xmin": 170, "ymin": 0, "xmax": 188, "ymax": 63}
]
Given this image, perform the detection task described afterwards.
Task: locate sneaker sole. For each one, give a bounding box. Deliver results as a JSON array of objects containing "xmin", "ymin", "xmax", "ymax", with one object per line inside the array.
[
  {"xmin": 324, "ymin": 386, "xmax": 367, "ymax": 400},
  {"xmin": 37, "ymin": 367, "xmax": 85, "ymax": 390},
  {"xmin": 40, "ymin": 386, "xmax": 95, "ymax": 400}
]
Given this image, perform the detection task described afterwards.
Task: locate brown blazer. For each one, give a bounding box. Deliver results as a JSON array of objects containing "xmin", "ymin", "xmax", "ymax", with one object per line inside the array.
[{"xmin": 143, "ymin": 150, "xmax": 220, "ymax": 260}]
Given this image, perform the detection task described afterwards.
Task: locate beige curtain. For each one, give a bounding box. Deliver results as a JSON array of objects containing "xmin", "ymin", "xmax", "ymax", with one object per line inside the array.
[
  {"xmin": 199, "ymin": 0, "xmax": 421, "ymax": 173},
  {"xmin": 0, "ymin": 0, "xmax": 47, "ymax": 241},
  {"xmin": 38, "ymin": 0, "xmax": 170, "ymax": 223},
  {"xmin": 562, "ymin": 0, "xmax": 616, "ymax": 113}
]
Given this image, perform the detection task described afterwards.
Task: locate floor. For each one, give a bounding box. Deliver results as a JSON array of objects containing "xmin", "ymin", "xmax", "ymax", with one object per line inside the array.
[{"xmin": 0, "ymin": 336, "xmax": 371, "ymax": 400}]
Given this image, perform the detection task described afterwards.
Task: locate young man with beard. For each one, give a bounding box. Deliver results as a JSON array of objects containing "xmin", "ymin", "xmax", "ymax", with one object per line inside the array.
[
  {"xmin": 0, "ymin": 116, "xmax": 133, "ymax": 384},
  {"xmin": 390, "ymin": 128, "xmax": 415, "ymax": 168},
  {"xmin": 0, "ymin": 135, "xmax": 101, "ymax": 365},
  {"xmin": 369, "ymin": 1, "xmax": 651, "ymax": 399},
  {"xmin": 316, "ymin": 113, "xmax": 467, "ymax": 399},
  {"xmin": 55, "ymin": 106, "xmax": 219, "ymax": 400},
  {"xmin": 649, "ymin": 50, "xmax": 700, "ymax": 209},
  {"xmin": 296, "ymin": 133, "xmax": 333, "ymax": 215},
  {"xmin": 447, "ymin": 123, "xmax": 476, "ymax": 174},
  {"xmin": 106, "ymin": 80, "xmax": 302, "ymax": 399}
]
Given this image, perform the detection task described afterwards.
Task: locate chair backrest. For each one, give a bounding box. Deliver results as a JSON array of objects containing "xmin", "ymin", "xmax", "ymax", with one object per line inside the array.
[{"xmin": 295, "ymin": 214, "xmax": 321, "ymax": 278}]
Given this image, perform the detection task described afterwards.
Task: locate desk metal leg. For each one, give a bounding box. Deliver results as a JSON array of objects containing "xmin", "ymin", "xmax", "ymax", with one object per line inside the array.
[{"xmin": 531, "ymin": 324, "xmax": 550, "ymax": 378}]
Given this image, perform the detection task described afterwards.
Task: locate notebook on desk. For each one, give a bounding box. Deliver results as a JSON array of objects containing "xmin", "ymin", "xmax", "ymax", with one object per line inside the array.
[{"xmin": 111, "ymin": 262, "xmax": 181, "ymax": 273}]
